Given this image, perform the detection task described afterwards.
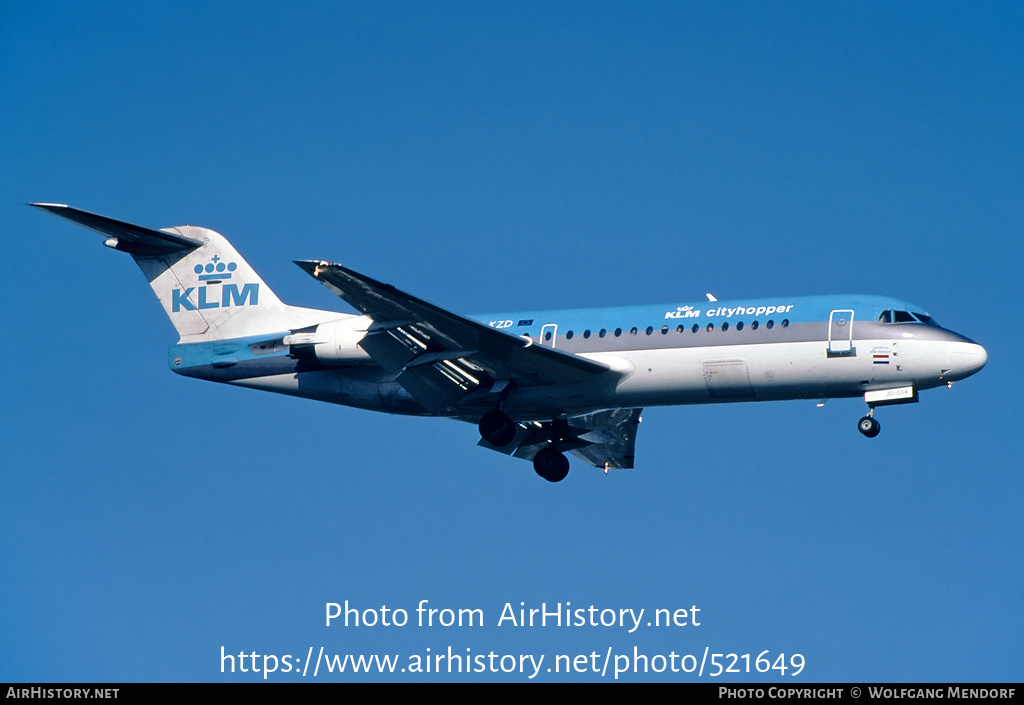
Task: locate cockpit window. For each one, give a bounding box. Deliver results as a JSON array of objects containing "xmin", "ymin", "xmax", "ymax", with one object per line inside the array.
[{"xmin": 879, "ymin": 309, "xmax": 940, "ymax": 326}]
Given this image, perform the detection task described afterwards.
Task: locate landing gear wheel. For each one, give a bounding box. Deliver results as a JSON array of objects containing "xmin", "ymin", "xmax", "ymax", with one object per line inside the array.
[
  {"xmin": 858, "ymin": 416, "xmax": 881, "ymax": 438},
  {"xmin": 479, "ymin": 410, "xmax": 516, "ymax": 446},
  {"xmin": 533, "ymin": 447, "xmax": 569, "ymax": 482}
]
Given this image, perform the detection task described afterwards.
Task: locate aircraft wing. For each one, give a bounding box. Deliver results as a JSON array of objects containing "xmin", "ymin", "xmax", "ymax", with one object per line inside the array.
[
  {"xmin": 495, "ymin": 407, "xmax": 642, "ymax": 470},
  {"xmin": 295, "ymin": 260, "xmax": 610, "ymax": 412}
]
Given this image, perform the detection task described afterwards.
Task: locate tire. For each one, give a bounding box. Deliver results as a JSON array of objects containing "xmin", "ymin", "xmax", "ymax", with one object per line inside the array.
[
  {"xmin": 479, "ymin": 410, "xmax": 516, "ymax": 446},
  {"xmin": 533, "ymin": 448, "xmax": 569, "ymax": 482},
  {"xmin": 858, "ymin": 416, "xmax": 881, "ymax": 438}
]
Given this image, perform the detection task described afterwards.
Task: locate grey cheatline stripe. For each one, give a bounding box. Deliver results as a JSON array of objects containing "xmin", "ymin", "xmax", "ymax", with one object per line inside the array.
[{"xmin": 537, "ymin": 320, "xmax": 971, "ymax": 354}]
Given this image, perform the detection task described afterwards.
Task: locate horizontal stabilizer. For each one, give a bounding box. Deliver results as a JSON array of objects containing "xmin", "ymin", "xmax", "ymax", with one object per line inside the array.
[{"xmin": 30, "ymin": 203, "xmax": 203, "ymax": 256}]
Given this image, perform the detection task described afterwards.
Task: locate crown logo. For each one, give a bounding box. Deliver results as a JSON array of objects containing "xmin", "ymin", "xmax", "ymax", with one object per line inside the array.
[{"xmin": 193, "ymin": 255, "xmax": 238, "ymax": 281}]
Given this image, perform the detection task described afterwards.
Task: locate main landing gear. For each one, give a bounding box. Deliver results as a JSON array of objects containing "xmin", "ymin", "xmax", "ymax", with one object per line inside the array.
[
  {"xmin": 857, "ymin": 410, "xmax": 881, "ymax": 438},
  {"xmin": 478, "ymin": 409, "xmax": 516, "ymax": 447},
  {"xmin": 533, "ymin": 447, "xmax": 570, "ymax": 483},
  {"xmin": 478, "ymin": 410, "xmax": 572, "ymax": 482}
]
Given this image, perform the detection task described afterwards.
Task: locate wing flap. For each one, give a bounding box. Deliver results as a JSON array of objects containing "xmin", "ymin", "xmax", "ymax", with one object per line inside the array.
[
  {"xmin": 396, "ymin": 367, "xmax": 470, "ymax": 413},
  {"xmin": 484, "ymin": 408, "xmax": 643, "ymax": 471},
  {"xmin": 359, "ymin": 329, "xmax": 422, "ymax": 374},
  {"xmin": 565, "ymin": 407, "xmax": 642, "ymax": 470}
]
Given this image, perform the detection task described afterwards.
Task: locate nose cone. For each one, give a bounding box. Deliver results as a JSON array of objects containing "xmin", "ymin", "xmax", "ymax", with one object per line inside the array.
[{"xmin": 949, "ymin": 342, "xmax": 988, "ymax": 381}]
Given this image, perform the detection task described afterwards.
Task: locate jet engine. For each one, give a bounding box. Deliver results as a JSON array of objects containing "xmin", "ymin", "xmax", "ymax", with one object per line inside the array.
[{"xmin": 283, "ymin": 317, "xmax": 372, "ymax": 365}]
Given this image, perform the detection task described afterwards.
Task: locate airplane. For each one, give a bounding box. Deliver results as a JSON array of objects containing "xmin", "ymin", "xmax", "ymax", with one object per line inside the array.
[{"xmin": 32, "ymin": 203, "xmax": 988, "ymax": 482}]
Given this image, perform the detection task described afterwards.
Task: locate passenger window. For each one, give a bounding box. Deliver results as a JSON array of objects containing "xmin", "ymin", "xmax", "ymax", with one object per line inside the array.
[
  {"xmin": 767, "ymin": 320, "xmax": 774, "ymax": 329},
  {"xmin": 736, "ymin": 321, "xmax": 744, "ymax": 331},
  {"xmin": 752, "ymin": 321, "xmax": 759, "ymax": 330},
  {"xmin": 614, "ymin": 328, "xmax": 622, "ymax": 337},
  {"xmin": 583, "ymin": 330, "xmax": 591, "ymax": 339},
  {"xmin": 706, "ymin": 323, "xmax": 714, "ymax": 332},
  {"xmin": 661, "ymin": 325, "xmax": 669, "ymax": 335},
  {"xmin": 599, "ymin": 329, "xmax": 606, "ymax": 338},
  {"xmin": 566, "ymin": 330, "xmax": 574, "ymax": 339},
  {"xmin": 691, "ymin": 324, "xmax": 699, "ymax": 333},
  {"xmin": 630, "ymin": 327, "xmax": 638, "ymax": 336},
  {"xmin": 676, "ymin": 325, "xmax": 684, "ymax": 333},
  {"xmin": 646, "ymin": 326, "xmax": 654, "ymax": 335},
  {"xmin": 722, "ymin": 322, "xmax": 729, "ymax": 331},
  {"xmin": 782, "ymin": 319, "xmax": 789, "ymax": 327}
]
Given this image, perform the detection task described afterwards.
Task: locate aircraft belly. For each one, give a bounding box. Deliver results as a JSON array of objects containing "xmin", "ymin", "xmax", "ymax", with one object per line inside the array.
[
  {"xmin": 610, "ymin": 341, "xmax": 883, "ymax": 407},
  {"xmin": 228, "ymin": 369, "xmax": 423, "ymax": 414},
  {"xmin": 609, "ymin": 349, "xmax": 707, "ymax": 406},
  {"xmin": 500, "ymin": 369, "xmax": 626, "ymax": 418}
]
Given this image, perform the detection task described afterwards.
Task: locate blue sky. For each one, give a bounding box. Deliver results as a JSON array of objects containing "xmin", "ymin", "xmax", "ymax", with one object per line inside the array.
[{"xmin": 2, "ymin": 2, "xmax": 1022, "ymax": 682}]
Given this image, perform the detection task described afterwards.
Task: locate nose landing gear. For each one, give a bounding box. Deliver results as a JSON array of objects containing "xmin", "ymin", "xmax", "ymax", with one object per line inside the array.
[
  {"xmin": 858, "ymin": 411, "xmax": 881, "ymax": 438},
  {"xmin": 858, "ymin": 386, "xmax": 917, "ymax": 438}
]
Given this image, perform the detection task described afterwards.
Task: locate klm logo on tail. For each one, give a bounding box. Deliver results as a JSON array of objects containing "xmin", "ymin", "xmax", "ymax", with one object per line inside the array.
[{"xmin": 171, "ymin": 256, "xmax": 260, "ymax": 312}]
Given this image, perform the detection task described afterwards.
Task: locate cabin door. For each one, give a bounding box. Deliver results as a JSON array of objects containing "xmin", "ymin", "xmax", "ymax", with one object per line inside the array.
[
  {"xmin": 828, "ymin": 309, "xmax": 855, "ymax": 355},
  {"xmin": 540, "ymin": 323, "xmax": 558, "ymax": 348}
]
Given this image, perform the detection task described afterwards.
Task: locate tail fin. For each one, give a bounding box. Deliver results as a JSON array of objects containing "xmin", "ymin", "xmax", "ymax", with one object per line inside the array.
[{"xmin": 32, "ymin": 203, "xmax": 297, "ymax": 342}]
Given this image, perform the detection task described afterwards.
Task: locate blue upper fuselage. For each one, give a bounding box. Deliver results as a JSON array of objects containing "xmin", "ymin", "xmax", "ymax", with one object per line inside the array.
[{"xmin": 473, "ymin": 294, "xmax": 932, "ymax": 338}]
